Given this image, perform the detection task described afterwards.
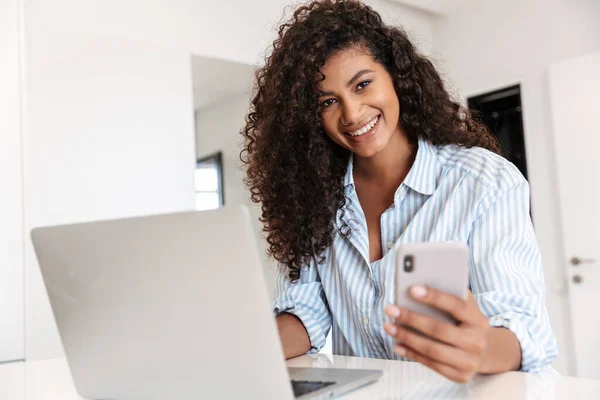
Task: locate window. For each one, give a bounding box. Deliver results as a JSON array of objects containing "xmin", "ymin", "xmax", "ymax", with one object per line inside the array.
[{"xmin": 195, "ymin": 152, "xmax": 224, "ymax": 211}]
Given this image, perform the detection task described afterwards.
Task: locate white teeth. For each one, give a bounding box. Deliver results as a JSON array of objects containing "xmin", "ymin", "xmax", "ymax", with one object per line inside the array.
[{"xmin": 348, "ymin": 116, "xmax": 379, "ymax": 137}]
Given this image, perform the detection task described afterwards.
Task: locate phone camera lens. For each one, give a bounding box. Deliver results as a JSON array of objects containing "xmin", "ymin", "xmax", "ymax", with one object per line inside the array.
[{"xmin": 404, "ymin": 255, "xmax": 413, "ymax": 273}]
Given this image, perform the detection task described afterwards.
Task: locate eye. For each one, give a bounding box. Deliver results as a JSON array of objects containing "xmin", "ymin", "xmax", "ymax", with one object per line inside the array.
[
  {"xmin": 356, "ymin": 80, "xmax": 372, "ymax": 90},
  {"xmin": 321, "ymin": 98, "xmax": 337, "ymax": 108}
]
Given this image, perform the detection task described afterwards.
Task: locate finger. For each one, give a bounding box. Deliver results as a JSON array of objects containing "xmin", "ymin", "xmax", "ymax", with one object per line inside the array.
[
  {"xmin": 385, "ymin": 305, "xmax": 464, "ymax": 349},
  {"xmin": 394, "ymin": 344, "xmax": 474, "ymax": 384},
  {"xmin": 408, "ymin": 286, "xmax": 475, "ymax": 323},
  {"xmin": 383, "ymin": 322, "xmax": 478, "ymax": 373}
]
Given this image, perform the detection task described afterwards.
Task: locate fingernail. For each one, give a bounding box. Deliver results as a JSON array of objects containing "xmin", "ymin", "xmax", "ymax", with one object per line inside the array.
[
  {"xmin": 384, "ymin": 323, "xmax": 398, "ymax": 336},
  {"xmin": 411, "ymin": 285, "xmax": 427, "ymax": 298},
  {"xmin": 385, "ymin": 305, "xmax": 401, "ymax": 318},
  {"xmin": 395, "ymin": 345, "xmax": 406, "ymax": 356}
]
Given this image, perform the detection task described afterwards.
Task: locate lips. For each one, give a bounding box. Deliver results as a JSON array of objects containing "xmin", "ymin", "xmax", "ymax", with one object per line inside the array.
[
  {"xmin": 345, "ymin": 115, "xmax": 380, "ymax": 137},
  {"xmin": 343, "ymin": 114, "xmax": 381, "ymax": 144}
]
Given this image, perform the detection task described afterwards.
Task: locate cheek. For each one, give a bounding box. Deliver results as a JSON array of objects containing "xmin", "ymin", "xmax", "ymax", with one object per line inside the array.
[
  {"xmin": 321, "ymin": 115, "xmax": 339, "ymax": 138},
  {"xmin": 321, "ymin": 120, "xmax": 349, "ymax": 148},
  {"xmin": 323, "ymin": 128, "xmax": 344, "ymax": 147},
  {"xmin": 382, "ymin": 91, "xmax": 400, "ymax": 124}
]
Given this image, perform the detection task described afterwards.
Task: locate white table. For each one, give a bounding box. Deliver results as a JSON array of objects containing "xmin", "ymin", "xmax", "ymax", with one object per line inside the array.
[{"xmin": 1, "ymin": 354, "xmax": 599, "ymax": 399}]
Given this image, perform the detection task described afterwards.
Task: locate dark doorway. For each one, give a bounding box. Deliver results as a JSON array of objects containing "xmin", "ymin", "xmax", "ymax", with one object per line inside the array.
[{"xmin": 468, "ymin": 85, "xmax": 529, "ymax": 181}]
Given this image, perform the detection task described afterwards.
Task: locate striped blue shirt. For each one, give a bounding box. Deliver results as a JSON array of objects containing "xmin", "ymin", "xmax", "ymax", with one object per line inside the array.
[{"xmin": 273, "ymin": 138, "xmax": 558, "ymax": 372}]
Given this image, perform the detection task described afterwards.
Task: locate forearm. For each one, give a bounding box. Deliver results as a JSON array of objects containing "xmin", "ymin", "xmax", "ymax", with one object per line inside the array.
[
  {"xmin": 276, "ymin": 312, "xmax": 311, "ymax": 359},
  {"xmin": 479, "ymin": 327, "xmax": 522, "ymax": 373}
]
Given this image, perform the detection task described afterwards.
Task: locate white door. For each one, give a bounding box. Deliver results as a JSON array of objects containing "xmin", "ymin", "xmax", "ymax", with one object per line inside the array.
[{"xmin": 548, "ymin": 51, "xmax": 600, "ymax": 379}]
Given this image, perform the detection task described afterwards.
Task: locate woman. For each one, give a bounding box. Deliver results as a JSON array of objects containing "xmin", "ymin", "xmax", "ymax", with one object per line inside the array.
[{"xmin": 241, "ymin": 0, "xmax": 557, "ymax": 383}]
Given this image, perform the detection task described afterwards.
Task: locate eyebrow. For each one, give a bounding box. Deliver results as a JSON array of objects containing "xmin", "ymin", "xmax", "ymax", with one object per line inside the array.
[{"xmin": 318, "ymin": 69, "xmax": 375, "ymax": 97}]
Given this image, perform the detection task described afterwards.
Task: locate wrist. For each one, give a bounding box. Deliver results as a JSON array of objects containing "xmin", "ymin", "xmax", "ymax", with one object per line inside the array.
[{"xmin": 479, "ymin": 327, "xmax": 522, "ymax": 374}]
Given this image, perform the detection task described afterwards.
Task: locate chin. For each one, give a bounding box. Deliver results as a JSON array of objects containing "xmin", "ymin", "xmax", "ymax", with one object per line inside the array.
[
  {"xmin": 350, "ymin": 145, "xmax": 384, "ymax": 159},
  {"xmin": 349, "ymin": 137, "xmax": 389, "ymax": 159}
]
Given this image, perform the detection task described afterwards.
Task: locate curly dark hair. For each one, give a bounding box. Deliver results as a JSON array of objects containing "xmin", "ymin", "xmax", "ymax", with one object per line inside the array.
[{"xmin": 241, "ymin": 0, "xmax": 499, "ymax": 281}]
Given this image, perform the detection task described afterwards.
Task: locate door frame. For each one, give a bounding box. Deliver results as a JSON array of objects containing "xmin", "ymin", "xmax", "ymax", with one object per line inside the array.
[{"xmin": 461, "ymin": 76, "xmax": 576, "ymax": 375}]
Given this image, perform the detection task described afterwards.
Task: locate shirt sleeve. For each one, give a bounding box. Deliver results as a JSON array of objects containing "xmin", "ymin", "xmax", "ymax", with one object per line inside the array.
[
  {"xmin": 272, "ymin": 261, "xmax": 332, "ymax": 354},
  {"xmin": 468, "ymin": 167, "xmax": 559, "ymax": 372}
]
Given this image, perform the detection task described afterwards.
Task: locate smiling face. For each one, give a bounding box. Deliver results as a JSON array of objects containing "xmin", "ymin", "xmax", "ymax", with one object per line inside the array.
[{"xmin": 318, "ymin": 46, "xmax": 404, "ymax": 159}]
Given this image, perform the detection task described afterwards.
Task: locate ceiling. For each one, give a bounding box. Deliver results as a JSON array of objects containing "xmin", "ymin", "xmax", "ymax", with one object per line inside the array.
[
  {"xmin": 191, "ymin": 56, "xmax": 256, "ymax": 110},
  {"xmin": 387, "ymin": 0, "xmax": 466, "ymax": 16}
]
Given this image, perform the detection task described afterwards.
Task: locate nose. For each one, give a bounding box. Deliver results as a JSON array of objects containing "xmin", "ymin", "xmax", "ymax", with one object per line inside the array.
[{"xmin": 340, "ymin": 98, "xmax": 363, "ymax": 127}]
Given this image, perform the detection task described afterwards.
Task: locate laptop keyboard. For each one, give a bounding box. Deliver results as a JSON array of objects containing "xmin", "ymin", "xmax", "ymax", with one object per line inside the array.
[{"xmin": 291, "ymin": 380, "xmax": 336, "ymax": 397}]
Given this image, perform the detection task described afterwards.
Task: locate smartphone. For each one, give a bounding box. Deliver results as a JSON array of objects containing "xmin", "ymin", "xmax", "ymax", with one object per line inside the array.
[{"xmin": 394, "ymin": 242, "xmax": 470, "ymax": 326}]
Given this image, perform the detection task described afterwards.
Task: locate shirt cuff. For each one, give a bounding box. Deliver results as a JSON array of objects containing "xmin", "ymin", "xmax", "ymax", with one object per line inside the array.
[
  {"xmin": 488, "ymin": 314, "xmax": 554, "ymax": 373},
  {"xmin": 274, "ymin": 303, "xmax": 327, "ymax": 354}
]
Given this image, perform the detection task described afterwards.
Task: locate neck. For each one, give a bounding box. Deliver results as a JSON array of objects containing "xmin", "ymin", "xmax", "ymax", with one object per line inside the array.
[{"xmin": 354, "ymin": 128, "xmax": 416, "ymax": 186}]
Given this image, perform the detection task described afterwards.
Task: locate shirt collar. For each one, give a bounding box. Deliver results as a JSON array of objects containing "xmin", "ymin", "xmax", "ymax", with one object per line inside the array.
[
  {"xmin": 402, "ymin": 137, "xmax": 438, "ymax": 196},
  {"xmin": 343, "ymin": 154, "xmax": 356, "ymax": 194},
  {"xmin": 343, "ymin": 137, "xmax": 438, "ymax": 196}
]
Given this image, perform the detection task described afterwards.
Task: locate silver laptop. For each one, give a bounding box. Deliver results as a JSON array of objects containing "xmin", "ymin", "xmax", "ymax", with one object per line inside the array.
[{"xmin": 31, "ymin": 206, "xmax": 382, "ymax": 399}]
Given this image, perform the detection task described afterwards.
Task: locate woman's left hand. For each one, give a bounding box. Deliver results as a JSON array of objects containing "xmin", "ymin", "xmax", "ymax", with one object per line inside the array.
[{"xmin": 383, "ymin": 285, "xmax": 491, "ymax": 383}]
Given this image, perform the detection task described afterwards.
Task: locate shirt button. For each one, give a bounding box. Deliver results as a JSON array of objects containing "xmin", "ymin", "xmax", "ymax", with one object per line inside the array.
[
  {"xmin": 386, "ymin": 241, "xmax": 394, "ymax": 249},
  {"xmin": 363, "ymin": 316, "xmax": 369, "ymax": 326}
]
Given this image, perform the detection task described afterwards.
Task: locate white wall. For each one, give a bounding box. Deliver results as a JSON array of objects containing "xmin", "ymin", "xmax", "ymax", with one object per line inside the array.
[
  {"xmin": 432, "ymin": 0, "xmax": 600, "ymax": 375},
  {"xmin": 366, "ymin": 0, "xmax": 435, "ymax": 56},
  {"xmin": 195, "ymin": 95, "xmax": 252, "ymax": 212},
  {"xmin": 0, "ymin": 0, "xmax": 25, "ymax": 363},
  {"xmin": 195, "ymin": 95, "xmax": 277, "ymax": 292},
  {"xmin": 23, "ymin": 0, "xmax": 434, "ymax": 361},
  {"xmin": 22, "ymin": 0, "xmax": 326, "ymax": 361}
]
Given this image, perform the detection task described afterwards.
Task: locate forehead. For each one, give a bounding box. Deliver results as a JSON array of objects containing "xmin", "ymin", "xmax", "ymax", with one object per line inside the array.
[{"xmin": 319, "ymin": 48, "xmax": 381, "ymax": 86}]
